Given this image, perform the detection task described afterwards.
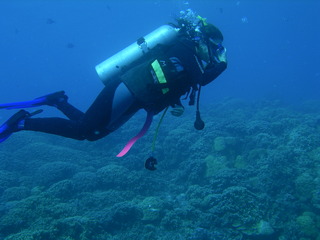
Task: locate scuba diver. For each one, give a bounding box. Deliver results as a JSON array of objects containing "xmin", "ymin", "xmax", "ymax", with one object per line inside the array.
[{"xmin": 0, "ymin": 9, "xmax": 227, "ymax": 168}]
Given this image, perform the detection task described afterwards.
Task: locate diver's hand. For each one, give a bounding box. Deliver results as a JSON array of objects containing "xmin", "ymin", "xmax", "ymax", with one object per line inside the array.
[{"xmin": 170, "ymin": 105, "xmax": 184, "ymax": 117}]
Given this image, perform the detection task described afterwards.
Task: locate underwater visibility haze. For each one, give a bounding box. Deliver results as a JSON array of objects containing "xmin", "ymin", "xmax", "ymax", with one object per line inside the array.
[{"xmin": 0, "ymin": 0, "xmax": 320, "ymax": 239}]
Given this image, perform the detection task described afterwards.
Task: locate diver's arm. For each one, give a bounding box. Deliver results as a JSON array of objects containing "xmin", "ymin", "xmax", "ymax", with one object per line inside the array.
[
  {"xmin": 201, "ymin": 61, "xmax": 227, "ymax": 86},
  {"xmin": 201, "ymin": 48, "xmax": 227, "ymax": 86}
]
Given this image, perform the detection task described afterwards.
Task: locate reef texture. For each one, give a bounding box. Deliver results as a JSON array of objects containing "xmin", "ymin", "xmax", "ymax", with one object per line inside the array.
[{"xmin": 0, "ymin": 99, "xmax": 320, "ymax": 240}]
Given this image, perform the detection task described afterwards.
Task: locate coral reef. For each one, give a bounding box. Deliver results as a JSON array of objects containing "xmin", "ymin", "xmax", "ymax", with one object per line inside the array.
[{"xmin": 0, "ymin": 99, "xmax": 320, "ymax": 239}]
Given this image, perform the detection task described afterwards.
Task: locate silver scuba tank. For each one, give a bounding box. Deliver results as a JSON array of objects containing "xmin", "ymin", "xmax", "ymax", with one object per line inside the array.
[{"xmin": 95, "ymin": 25, "xmax": 179, "ymax": 85}]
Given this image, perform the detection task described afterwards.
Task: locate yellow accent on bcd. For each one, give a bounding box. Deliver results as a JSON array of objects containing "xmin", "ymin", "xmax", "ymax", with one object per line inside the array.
[{"xmin": 151, "ymin": 59, "xmax": 169, "ymax": 94}]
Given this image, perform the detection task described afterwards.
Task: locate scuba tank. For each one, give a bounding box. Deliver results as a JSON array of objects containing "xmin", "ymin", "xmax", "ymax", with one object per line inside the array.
[{"xmin": 95, "ymin": 25, "xmax": 179, "ymax": 85}]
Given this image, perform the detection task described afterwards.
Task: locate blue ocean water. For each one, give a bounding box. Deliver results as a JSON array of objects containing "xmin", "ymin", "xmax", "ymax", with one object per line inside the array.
[
  {"xmin": 0, "ymin": 0, "xmax": 319, "ymax": 108},
  {"xmin": 0, "ymin": 1, "xmax": 320, "ymax": 240}
]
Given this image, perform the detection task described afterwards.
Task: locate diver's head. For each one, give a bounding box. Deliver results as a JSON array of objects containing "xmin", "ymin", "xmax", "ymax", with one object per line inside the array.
[
  {"xmin": 196, "ymin": 24, "xmax": 224, "ymax": 64},
  {"xmin": 204, "ymin": 23, "xmax": 224, "ymax": 45}
]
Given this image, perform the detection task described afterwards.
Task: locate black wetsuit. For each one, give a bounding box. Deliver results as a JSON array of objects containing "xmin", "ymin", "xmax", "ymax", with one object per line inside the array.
[{"xmin": 24, "ymin": 36, "xmax": 227, "ymax": 141}]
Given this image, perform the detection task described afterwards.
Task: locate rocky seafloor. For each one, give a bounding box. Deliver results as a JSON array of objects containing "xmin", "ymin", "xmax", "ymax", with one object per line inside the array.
[{"xmin": 0, "ymin": 99, "xmax": 320, "ymax": 240}]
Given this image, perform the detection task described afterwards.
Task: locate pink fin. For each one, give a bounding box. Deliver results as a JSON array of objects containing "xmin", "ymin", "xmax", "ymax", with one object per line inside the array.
[{"xmin": 116, "ymin": 111, "xmax": 153, "ymax": 157}]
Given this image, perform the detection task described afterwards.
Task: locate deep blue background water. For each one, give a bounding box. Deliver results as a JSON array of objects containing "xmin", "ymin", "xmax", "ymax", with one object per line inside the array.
[{"xmin": 0, "ymin": 0, "xmax": 319, "ymax": 117}]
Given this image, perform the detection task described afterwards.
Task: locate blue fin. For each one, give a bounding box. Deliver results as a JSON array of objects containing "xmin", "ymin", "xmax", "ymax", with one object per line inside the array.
[
  {"xmin": 0, "ymin": 109, "xmax": 43, "ymax": 143},
  {"xmin": 0, "ymin": 98, "xmax": 45, "ymax": 109},
  {"xmin": 0, "ymin": 91, "xmax": 66, "ymax": 109}
]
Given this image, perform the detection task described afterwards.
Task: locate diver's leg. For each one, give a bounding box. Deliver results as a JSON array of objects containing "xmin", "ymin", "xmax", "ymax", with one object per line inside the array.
[
  {"xmin": 2, "ymin": 82, "xmax": 139, "ymax": 142},
  {"xmin": 82, "ymin": 82, "xmax": 139, "ymax": 141},
  {"xmin": 22, "ymin": 85, "xmax": 119, "ymax": 140},
  {"xmin": 56, "ymin": 101, "xmax": 85, "ymax": 121},
  {"xmin": 24, "ymin": 117, "xmax": 86, "ymax": 140},
  {"xmin": 0, "ymin": 92, "xmax": 86, "ymax": 141},
  {"xmin": 41, "ymin": 91, "xmax": 85, "ymax": 121}
]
